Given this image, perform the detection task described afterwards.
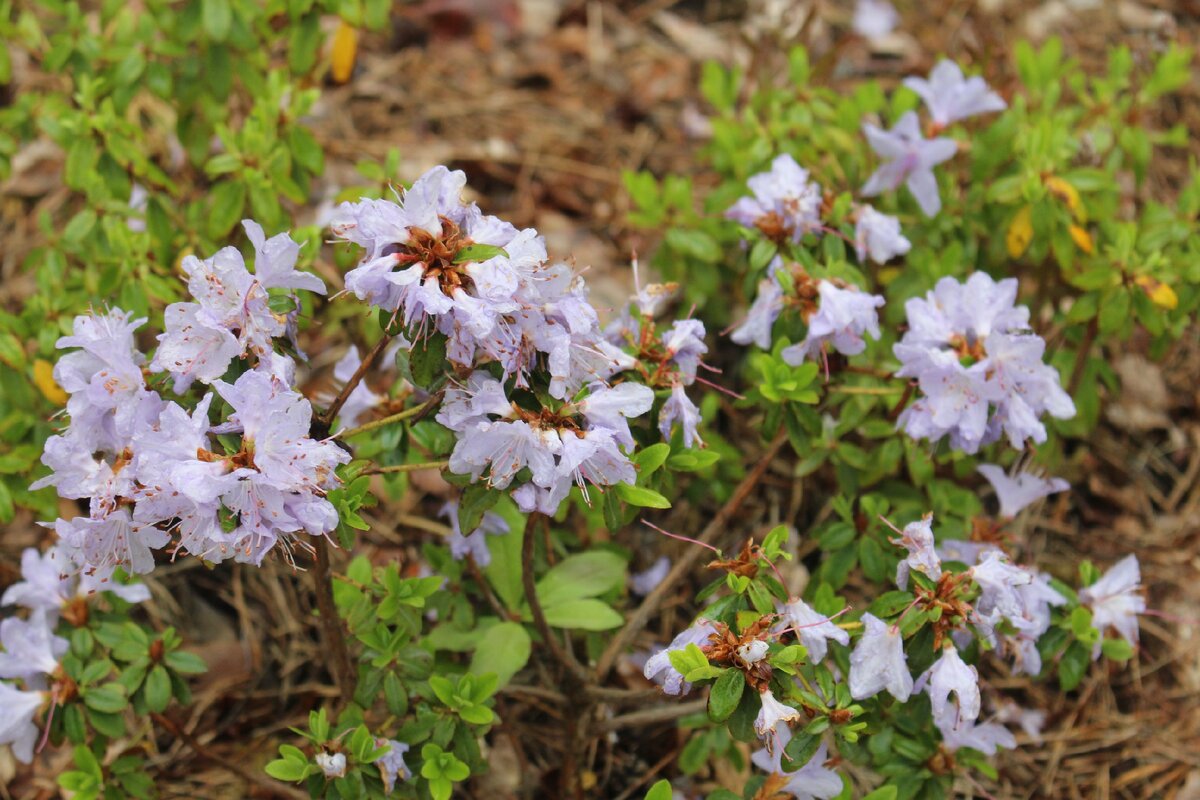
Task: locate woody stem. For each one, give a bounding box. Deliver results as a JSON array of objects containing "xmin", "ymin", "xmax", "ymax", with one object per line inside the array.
[
  {"xmin": 312, "ymin": 535, "xmax": 356, "ymax": 702},
  {"xmin": 362, "ymin": 460, "xmax": 449, "ymax": 476},
  {"xmin": 335, "ymin": 394, "xmax": 441, "ymax": 440},
  {"xmin": 319, "ymin": 334, "xmax": 392, "ymax": 428}
]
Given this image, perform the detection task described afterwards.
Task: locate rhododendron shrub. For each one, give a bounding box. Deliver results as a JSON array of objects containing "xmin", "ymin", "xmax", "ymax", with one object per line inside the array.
[{"xmin": 2, "ymin": 17, "xmax": 1197, "ymax": 800}]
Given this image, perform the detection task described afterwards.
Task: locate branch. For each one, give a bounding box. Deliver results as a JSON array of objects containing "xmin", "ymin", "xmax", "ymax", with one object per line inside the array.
[
  {"xmin": 522, "ymin": 514, "xmax": 590, "ymax": 687},
  {"xmin": 319, "ymin": 335, "xmax": 392, "ymax": 428},
  {"xmin": 598, "ymin": 698, "xmax": 708, "ymax": 732},
  {"xmin": 151, "ymin": 713, "xmax": 308, "ymax": 800},
  {"xmin": 594, "ymin": 428, "xmax": 789, "ymax": 681},
  {"xmin": 362, "ymin": 460, "xmax": 449, "ymax": 476},
  {"xmin": 311, "ymin": 536, "xmax": 356, "ymax": 701},
  {"xmin": 334, "ymin": 394, "xmax": 441, "ymax": 440}
]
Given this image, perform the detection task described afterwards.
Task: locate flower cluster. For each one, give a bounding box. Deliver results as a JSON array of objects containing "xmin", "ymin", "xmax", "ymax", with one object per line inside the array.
[
  {"xmin": 731, "ymin": 258, "xmax": 885, "ymax": 368},
  {"xmin": 33, "ymin": 233, "xmax": 347, "ymax": 577},
  {"xmin": 332, "ymin": 166, "xmax": 632, "ymax": 399},
  {"xmin": 862, "ymin": 59, "xmax": 1005, "ymax": 216},
  {"xmin": 440, "ymin": 372, "xmax": 653, "ymax": 515},
  {"xmin": 894, "ymin": 273, "xmax": 1076, "ymax": 453},
  {"xmin": 152, "ymin": 221, "xmax": 327, "ymax": 392}
]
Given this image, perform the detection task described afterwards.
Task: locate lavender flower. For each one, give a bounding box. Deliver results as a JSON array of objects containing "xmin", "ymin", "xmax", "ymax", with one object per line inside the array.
[
  {"xmin": 862, "ymin": 111, "xmax": 957, "ymax": 217},
  {"xmin": 726, "ymin": 154, "xmax": 823, "ymax": 243},
  {"xmin": 659, "ymin": 384, "xmax": 704, "ymax": 448},
  {"xmin": 643, "ymin": 619, "xmax": 717, "ymax": 696},
  {"xmin": 903, "ymin": 60, "xmax": 1006, "ymax": 128},
  {"xmin": 0, "ymin": 612, "xmax": 67, "ymax": 688},
  {"xmin": 376, "ymin": 739, "xmax": 411, "ymax": 791},
  {"xmin": 316, "ymin": 751, "xmax": 347, "ymax": 779},
  {"xmin": 752, "ymin": 735, "xmax": 842, "ymax": 800},
  {"xmin": 977, "ymin": 464, "xmax": 1069, "ymax": 519},
  {"xmin": 889, "ymin": 514, "xmax": 942, "ymax": 590},
  {"xmin": 915, "ymin": 646, "xmax": 980, "ymax": 731},
  {"xmin": 781, "ymin": 281, "xmax": 885, "ymax": 365},
  {"xmin": 2, "ymin": 545, "xmax": 151, "ymax": 614},
  {"xmin": 776, "ymin": 598, "xmax": 849, "ymax": 662},
  {"xmin": 854, "ymin": 205, "xmax": 911, "ymax": 264},
  {"xmin": 894, "ymin": 274, "xmax": 1075, "ymax": 453},
  {"xmin": 848, "ymin": 613, "xmax": 913, "ymax": 701},
  {"xmin": 754, "ymin": 688, "xmax": 803, "ymax": 738},
  {"xmin": 0, "ymin": 682, "xmax": 44, "ymax": 763},
  {"xmin": 152, "ymin": 221, "xmax": 325, "ymax": 392},
  {"xmin": 852, "ymin": 0, "xmax": 899, "ymax": 41},
  {"xmin": 938, "ymin": 718, "xmax": 1016, "ymax": 755},
  {"xmin": 1079, "ymin": 555, "xmax": 1144, "ymax": 659},
  {"xmin": 631, "ymin": 557, "xmax": 671, "ymax": 596},
  {"xmin": 438, "ymin": 499, "xmax": 510, "ymax": 567},
  {"xmin": 969, "ymin": 551, "xmax": 1034, "ymax": 622},
  {"xmin": 730, "ymin": 261, "xmax": 786, "ymax": 349}
]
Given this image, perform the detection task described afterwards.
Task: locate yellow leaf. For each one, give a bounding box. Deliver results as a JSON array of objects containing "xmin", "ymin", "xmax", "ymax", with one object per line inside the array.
[
  {"xmin": 330, "ymin": 21, "xmax": 358, "ymax": 85},
  {"xmin": 33, "ymin": 359, "xmax": 67, "ymax": 406},
  {"xmin": 1068, "ymin": 224, "xmax": 1093, "ymax": 254},
  {"xmin": 1045, "ymin": 175, "xmax": 1086, "ymax": 222},
  {"xmin": 1006, "ymin": 205, "xmax": 1033, "ymax": 258},
  {"xmin": 1136, "ymin": 275, "xmax": 1178, "ymax": 310}
]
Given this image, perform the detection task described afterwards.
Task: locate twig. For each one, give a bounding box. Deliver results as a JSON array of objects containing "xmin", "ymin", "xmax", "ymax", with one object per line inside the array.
[
  {"xmin": 151, "ymin": 712, "xmax": 308, "ymax": 800},
  {"xmin": 886, "ymin": 381, "xmax": 916, "ymax": 423},
  {"xmin": 362, "ymin": 460, "xmax": 449, "ymax": 475},
  {"xmin": 522, "ymin": 515, "xmax": 590, "ymax": 686},
  {"xmin": 598, "ymin": 698, "xmax": 708, "ymax": 732},
  {"xmin": 828, "ymin": 385, "xmax": 905, "ymax": 395},
  {"xmin": 334, "ymin": 395, "xmax": 441, "ymax": 440},
  {"xmin": 394, "ymin": 513, "xmax": 454, "ymax": 537},
  {"xmin": 319, "ymin": 335, "xmax": 392, "ymax": 427},
  {"xmin": 594, "ymin": 428, "xmax": 789, "ymax": 681},
  {"xmin": 311, "ymin": 536, "xmax": 356, "ymax": 702}
]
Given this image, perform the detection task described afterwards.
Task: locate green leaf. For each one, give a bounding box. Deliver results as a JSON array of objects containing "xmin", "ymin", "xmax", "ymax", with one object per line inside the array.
[
  {"xmin": 633, "ymin": 443, "xmax": 671, "ymax": 479},
  {"xmin": 1100, "ymin": 637, "xmax": 1135, "ymax": 662},
  {"xmin": 202, "ymin": 0, "xmax": 233, "ymax": 41},
  {"xmin": 452, "ymin": 243, "xmax": 509, "ymax": 264},
  {"xmin": 143, "ymin": 665, "xmax": 171, "ymax": 713},
  {"xmin": 664, "ymin": 228, "xmax": 721, "ymax": 263},
  {"xmin": 540, "ymin": 599, "xmax": 624, "ymax": 630},
  {"xmin": 782, "ymin": 730, "xmax": 821, "ymax": 772},
  {"xmin": 468, "ymin": 623, "xmax": 531, "ymax": 687},
  {"xmin": 862, "ymin": 787, "xmax": 898, "ymax": 800},
  {"xmin": 457, "ymin": 482, "xmax": 502, "ymax": 535},
  {"xmin": 409, "ymin": 333, "xmax": 447, "ymax": 388},
  {"xmin": 614, "ymin": 482, "xmax": 671, "ymax": 509},
  {"xmin": 535, "ymin": 551, "xmax": 627, "ymax": 606},
  {"xmin": 83, "ymin": 685, "xmax": 128, "ymax": 713},
  {"xmin": 1058, "ymin": 640, "xmax": 1090, "ymax": 692},
  {"xmin": 707, "ymin": 668, "xmax": 745, "ymax": 722},
  {"xmin": 208, "ymin": 181, "xmax": 246, "ymax": 239},
  {"xmin": 645, "ymin": 779, "xmax": 674, "ymax": 800}
]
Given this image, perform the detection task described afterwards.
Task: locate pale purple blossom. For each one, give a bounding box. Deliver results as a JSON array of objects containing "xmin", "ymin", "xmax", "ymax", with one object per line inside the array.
[
  {"xmin": 854, "ymin": 205, "xmax": 911, "ymax": 264},
  {"xmin": 895, "ymin": 274, "xmax": 1075, "ymax": 453},
  {"xmin": 915, "ymin": 646, "xmax": 980, "ymax": 731},
  {"xmin": 643, "ymin": 619, "xmax": 717, "ymax": 696},
  {"xmin": 659, "ymin": 384, "xmax": 704, "ymax": 448},
  {"xmin": 938, "ymin": 718, "xmax": 1016, "ymax": 755},
  {"xmin": 576, "ymin": 382, "xmax": 655, "ymax": 449},
  {"xmin": 752, "ymin": 734, "xmax": 842, "ymax": 800},
  {"xmin": 776, "ymin": 598, "xmax": 849, "ymax": 662},
  {"xmin": 977, "ymin": 464, "xmax": 1069, "ymax": 518},
  {"xmin": 2, "ymin": 545, "xmax": 151, "ymax": 614},
  {"xmin": 315, "ymin": 751, "xmax": 347, "ymax": 779},
  {"xmin": 861, "ymin": 112, "xmax": 957, "ymax": 217},
  {"xmin": 152, "ymin": 221, "xmax": 325, "ymax": 392},
  {"xmin": 781, "ymin": 281, "xmax": 884, "ymax": 365},
  {"xmin": 903, "ymin": 60, "xmax": 1007, "ymax": 128},
  {"xmin": 738, "ymin": 640, "xmax": 770, "ymax": 664},
  {"xmin": 376, "ymin": 739, "xmax": 411, "ymax": 791},
  {"xmin": 890, "ymin": 514, "xmax": 941, "ymax": 590},
  {"xmin": 0, "ymin": 612, "xmax": 67, "ymax": 688},
  {"xmin": 754, "ymin": 688, "xmax": 803, "ymax": 738},
  {"xmin": 449, "ymin": 420, "xmax": 561, "ymax": 491},
  {"xmin": 848, "ymin": 613, "xmax": 913, "ymax": 701},
  {"xmin": 730, "ymin": 261, "xmax": 786, "ymax": 349},
  {"xmin": 726, "ymin": 154, "xmax": 823, "ymax": 243},
  {"xmin": 852, "ymin": 0, "xmax": 899, "ymax": 41},
  {"xmin": 0, "ymin": 682, "xmax": 44, "ymax": 763},
  {"xmin": 438, "ymin": 499, "xmax": 510, "ymax": 568},
  {"xmin": 1079, "ymin": 555, "xmax": 1144, "ymax": 659},
  {"xmin": 969, "ymin": 551, "xmax": 1034, "ymax": 622},
  {"xmin": 631, "ymin": 557, "xmax": 671, "ymax": 596}
]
